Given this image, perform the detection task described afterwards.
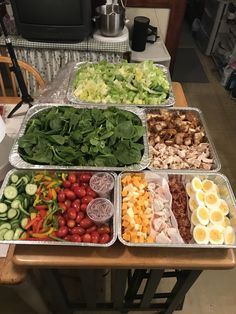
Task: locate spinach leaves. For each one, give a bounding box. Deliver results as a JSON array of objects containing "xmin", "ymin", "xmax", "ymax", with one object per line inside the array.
[{"xmin": 18, "ymin": 106, "xmax": 145, "ymax": 167}]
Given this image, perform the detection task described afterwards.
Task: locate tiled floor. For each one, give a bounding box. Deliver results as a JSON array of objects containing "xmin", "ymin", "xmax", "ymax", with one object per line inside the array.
[{"xmin": 1, "ymin": 22, "xmax": 236, "ymax": 314}]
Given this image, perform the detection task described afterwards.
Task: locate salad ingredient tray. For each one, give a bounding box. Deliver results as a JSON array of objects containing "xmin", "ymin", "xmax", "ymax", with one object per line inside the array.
[
  {"xmin": 67, "ymin": 60, "xmax": 175, "ymax": 107},
  {"xmin": 9, "ymin": 104, "xmax": 149, "ymax": 171},
  {"xmin": 146, "ymin": 108, "xmax": 221, "ymax": 172},
  {"xmin": 0, "ymin": 169, "xmax": 117, "ymax": 247},
  {"xmin": 118, "ymin": 171, "xmax": 236, "ymax": 248}
]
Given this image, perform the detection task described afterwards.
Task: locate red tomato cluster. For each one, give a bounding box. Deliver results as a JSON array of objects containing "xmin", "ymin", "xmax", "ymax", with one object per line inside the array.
[{"xmin": 56, "ymin": 172, "xmax": 111, "ymax": 244}]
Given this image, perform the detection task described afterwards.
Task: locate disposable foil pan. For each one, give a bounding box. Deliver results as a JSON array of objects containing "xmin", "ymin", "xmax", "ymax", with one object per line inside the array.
[
  {"xmin": 146, "ymin": 107, "xmax": 221, "ymax": 172},
  {"xmin": 118, "ymin": 171, "xmax": 236, "ymax": 248},
  {"xmin": 9, "ymin": 103, "xmax": 149, "ymax": 171},
  {"xmin": 0, "ymin": 169, "xmax": 118, "ymax": 247},
  {"xmin": 66, "ymin": 61, "xmax": 175, "ymax": 107}
]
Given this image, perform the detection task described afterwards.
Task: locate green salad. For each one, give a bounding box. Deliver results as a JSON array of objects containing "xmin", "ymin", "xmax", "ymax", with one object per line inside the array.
[
  {"xmin": 72, "ymin": 60, "xmax": 170, "ymax": 105},
  {"xmin": 18, "ymin": 106, "xmax": 145, "ymax": 167}
]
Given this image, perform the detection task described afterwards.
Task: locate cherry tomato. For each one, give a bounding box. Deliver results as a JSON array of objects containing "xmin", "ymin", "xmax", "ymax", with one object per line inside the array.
[
  {"xmin": 82, "ymin": 233, "xmax": 92, "ymax": 243},
  {"xmin": 63, "ymin": 180, "xmax": 71, "ymax": 188},
  {"xmin": 80, "ymin": 203, "xmax": 88, "ymax": 212},
  {"xmin": 64, "ymin": 235, "xmax": 72, "ymax": 241},
  {"xmin": 58, "ymin": 217, "xmax": 66, "ymax": 227},
  {"xmin": 71, "ymin": 226, "xmax": 82, "ymax": 235},
  {"xmin": 57, "ymin": 191, "xmax": 66, "ymax": 203},
  {"xmin": 91, "ymin": 231, "xmax": 100, "ymax": 243},
  {"xmin": 68, "ymin": 173, "xmax": 77, "ymax": 184},
  {"xmin": 80, "ymin": 217, "xmax": 93, "ymax": 229},
  {"xmin": 81, "ymin": 182, "xmax": 89, "ymax": 188},
  {"xmin": 80, "ymin": 173, "xmax": 92, "ymax": 183},
  {"xmin": 76, "ymin": 226, "xmax": 86, "ymax": 236},
  {"xmin": 64, "ymin": 200, "xmax": 72, "ymax": 210},
  {"xmin": 67, "ymin": 208, "xmax": 77, "ymax": 220},
  {"xmin": 67, "ymin": 219, "xmax": 76, "ymax": 229},
  {"xmin": 98, "ymin": 225, "xmax": 111, "ymax": 235},
  {"xmin": 56, "ymin": 226, "xmax": 69, "ymax": 238},
  {"xmin": 58, "ymin": 202, "xmax": 67, "ymax": 212},
  {"xmin": 76, "ymin": 212, "xmax": 85, "ymax": 223},
  {"xmin": 74, "ymin": 186, "xmax": 86, "ymax": 198},
  {"xmin": 86, "ymin": 225, "xmax": 97, "ymax": 233},
  {"xmin": 71, "ymin": 199, "xmax": 81, "ymax": 210},
  {"xmin": 70, "ymin": 234, "xmax": 82, "ymax": 242},
  {"xmin": 86, "ymin": 187, "xmax": 97, "ymax": 198},
  {"xmin": 99, "ymin": 233, "xmax": 110, "ymax": 244},
  {"xmin": 82, "ymin": 195, "xmax": 94, "ymax": 204},
  {"xmin": 71, "ymin": 182, "xmax": 80, "ymax": 191},
  {"xmin": 65, "ymin": 190, "xmax": 76, "ymax": 201}
]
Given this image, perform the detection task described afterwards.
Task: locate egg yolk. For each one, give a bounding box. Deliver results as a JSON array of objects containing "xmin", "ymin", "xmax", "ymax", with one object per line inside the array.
[
  {"xmin": 219, "ymin": 200, "xmax": 229, "ymax": 214},
  {"xmin": 205, "ymin": 193, "xmax": 218, "ymax": 205},
  {"xmin": 202, "ymin": 180, "xmax": 214, "ymax": 192},
  {"xmin": 195, "ymin": 229, "xmax": 206, "ymax": 241},
  {"xmin": 192, "ymin": 178, "xmax": 202, "ymax": 190},
  {"xmin": 196, "ymin": 190, "xmax": 205, "ymax": 203},
  {"xmin": 211, "ymin": 210, "xmax": 223, "ymax": 223},
  {"xmin": 198, "ymin": 207, "xmax": 208, "ymax": 220},
  {"xmin": 209, "ymin": 229, "xmax": 222, "ymax": 242}
]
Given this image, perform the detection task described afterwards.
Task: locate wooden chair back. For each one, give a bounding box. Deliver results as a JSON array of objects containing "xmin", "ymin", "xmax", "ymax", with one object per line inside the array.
[{"xmin": 0, "ymin": 56, "xmax": 45, "ymax": 104}]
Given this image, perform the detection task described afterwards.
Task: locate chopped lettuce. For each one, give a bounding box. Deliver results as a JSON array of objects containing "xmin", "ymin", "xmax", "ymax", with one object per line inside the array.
[{"xmin": 73, "ymin": 60, "xmax": 170, "ymax": 105}]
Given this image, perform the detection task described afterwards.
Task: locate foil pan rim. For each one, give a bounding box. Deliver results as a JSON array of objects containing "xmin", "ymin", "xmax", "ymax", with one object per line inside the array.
[
  {"xmin": 9, "ymin": 103, "xmax": 150, "ymax": 171},
  {"xmin": 117, "ymin": 171, "xmax": 236, "ymax": 249},
  {"xmin": 0, "ymin": 169, "xmax": 118, "ymax": 247},
  {"xmin": 66, "ymin": 61, "xmax": 175, "ymax": 108},
  {"xmin": 145, "ymin": 107, "xmax": 221, "ymax": 172}
]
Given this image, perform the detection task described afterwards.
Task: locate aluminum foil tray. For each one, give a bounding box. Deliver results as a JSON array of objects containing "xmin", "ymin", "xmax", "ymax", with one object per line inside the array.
[
  {"xmin": 146, "ymin": 107, "xmax": 221, "ymax": 172},
  {"xmin": 0, "ymin": 169, "xmax": 118, "ymax": 247},
  {"xmin": 9, "ymin": 103, "xmax": 149, "ymax": 171},
  {"xmin": 118, "ymin": 171, "xmax": 236, "ymax": 248},
  {"xmin": 67, "ymin": 61, "xmax": 175, "ymax": 108}
]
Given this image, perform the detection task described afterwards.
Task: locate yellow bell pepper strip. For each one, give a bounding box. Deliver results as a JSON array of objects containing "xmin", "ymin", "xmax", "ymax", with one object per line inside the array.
[{"xmin": 31, "ymin": 226, "xmax": 54, "ymax": 239}]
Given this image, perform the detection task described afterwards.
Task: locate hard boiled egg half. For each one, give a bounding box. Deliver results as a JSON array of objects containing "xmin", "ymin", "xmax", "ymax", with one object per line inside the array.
[{"xmin": 193, "ymin": 225, "xmax": 209, "ymax": 244}]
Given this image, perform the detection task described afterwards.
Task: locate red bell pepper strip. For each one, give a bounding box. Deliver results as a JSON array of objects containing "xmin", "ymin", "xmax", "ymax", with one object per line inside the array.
[
  {"xmin": 35, "ymin": 205, "xmax": 48, "ymax": 211},
  {"xmin": 24, "ymin": 216, "xmax": 41, "ymax": 230}
]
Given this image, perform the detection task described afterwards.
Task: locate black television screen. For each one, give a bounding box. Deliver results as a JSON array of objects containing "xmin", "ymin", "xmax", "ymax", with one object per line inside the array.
[{"xmin": 10, "ymin": 0, "xmax": 92, "ymax": 42}]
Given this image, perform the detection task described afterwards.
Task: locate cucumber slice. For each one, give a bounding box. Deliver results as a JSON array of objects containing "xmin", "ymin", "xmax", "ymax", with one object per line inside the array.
[
  {"xmin": 25, "ymin": 184, "xmax": 37, "ymax": 196},
  {"xmin": 0, "ymin": 213, "xmax": 7, "ymax": 218},
  {"xmin": 0, "ymin": 217, "xmax": 8, "ymax": 221},
  {"xmin": 22, "ymin": 176, "xmax": 30, "ymax": 185},
  {"xmin": 0, "ymin": 229, "xmax": 8, "ymax": 240},
  {"xmin": 0, "ymin": 223, "xmax": 11, "ymax": 231},
  {"xmin": 10, "ymin": 220, "xmax": 20, "ymax": 230},
  {"xmin": 4, "ymin": 229, "xmax": 14, "ymax": 240},
  {"xmin": 4, "ymin": 186, "xmax": 18, "ymax": 200},
  {"xmin": 0, "ymin": 203, "xmax": 8, "ymax": 213},
  {"xmin": 10, "ymin": 174, "xmax": 19, "ymax": 184},
  {"xmin": 21, "ymin": 217, "xmax": 29, "ymax": 230},
  {"xmin": 11, "ymin": 199, "xmax": 21, "ymax": 209},
  {"xmin": 13, "ymin": 228, "xmax": 24, "ymax": 240},
  {"xmin": 7, "ymin": 208, "xmax": 18, "ymax": 220}
]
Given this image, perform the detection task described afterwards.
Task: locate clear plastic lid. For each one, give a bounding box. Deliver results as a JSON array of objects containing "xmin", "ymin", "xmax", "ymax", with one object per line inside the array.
[
  {"xmin": 89, "ymin": 172, "xmax": 115, "ymax": 196},
  {"xmin": 86, "ymin": 198, "xmax": 114, "ymax": 224}
]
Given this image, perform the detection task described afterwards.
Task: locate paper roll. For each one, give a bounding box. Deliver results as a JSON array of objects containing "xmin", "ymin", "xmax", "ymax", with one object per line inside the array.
[{"xmin": 0, "ymin": 115, "xmax": 6, "ymax": 143}]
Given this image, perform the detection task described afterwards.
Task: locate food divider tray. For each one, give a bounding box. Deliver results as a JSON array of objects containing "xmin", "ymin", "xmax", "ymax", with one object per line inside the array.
[
  {"xmin": 9, "ymin": 103, "xmax": 149, "ymax": 171},
  {"xmin": 118, "ymin": 171, "xmax": 236, "ymax": 248},
  {"xmin": 67, "ymin": 61, "xmax": 175, "ymax": 108},
  {"xmin": 146, "ymin": 107, "xmax": 221, "ymax": 172},
  {"xmin": 0, "ymin": 169, "xmax": 118, "ymax": 247}
]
